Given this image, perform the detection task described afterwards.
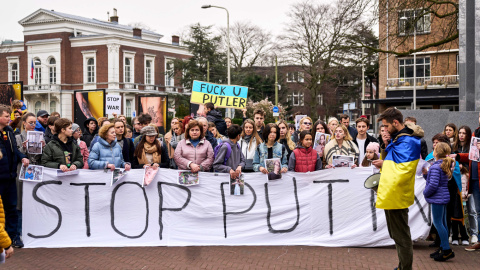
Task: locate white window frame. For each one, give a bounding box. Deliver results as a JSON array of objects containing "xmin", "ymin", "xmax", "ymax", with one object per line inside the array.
[
  {"xmin": 82, "ymin": 50, "xmax": 97, "ymax": 89},
  {"xmin": 292, "ymin": 91, "xmax": 304, "ymax": 106},
  {"xmin": 123, "ymin": 50, "xmax": 136, "ymax": 85},
  {"xmin": 398, "ymin": 56, "xmax": 430, "ymax": 80},
  {"xmin": 298, "ymin": 72, "xmax": 304, "ymax": 83},
  {"xmin": 144, "ymin": 54, "xmax": 155, "ymax": 86},
  {"xmin": 34, "ymin": 101, "xmax": 42, "ymax": 114},
  {"xmin": 126, "ymin": 99, "xmax": 132, "ymax": 117},
  {"xmin": 165, "ymin": 58, "xmax": 175, "ymax": 87},
  {"xmin": 34, "ymin": 58, "xmax": 42, "ymax": 85},
  {"xmin": 286, "ymin": 72, "xmax": 304, "ymax": 83},
  {"xmin": 7, "ymin": 56, "xmax": 19, "ymax": 82},
  {"xmin": 50, "ymin": 100, "xmax": 56, "ymax": 113},
  {"xmin": 398, "ymin": 9, "xmax": 431, "ymax": 36},
  {"xmin": 317, "ymin": 94, "xmax": 323, "ymax": 105},
  {"xmin": 48, "ymin": 57, "xmax": 57, "ymax": 84}
]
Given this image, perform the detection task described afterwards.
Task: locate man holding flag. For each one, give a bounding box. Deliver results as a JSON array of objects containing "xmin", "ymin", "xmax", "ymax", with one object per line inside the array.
[{"xmin": 375, "ymin": 107, "xmax": 424, "ymax": 270}]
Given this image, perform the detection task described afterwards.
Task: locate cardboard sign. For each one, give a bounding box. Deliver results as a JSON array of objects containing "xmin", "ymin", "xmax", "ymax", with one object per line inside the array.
[
  {"xmin": 190, "ymin": 81, "xmax": 248, "ymax": 109},
  {"xmin": 106, "ymin": 94, "xmax": 121, "ymax": 114}
]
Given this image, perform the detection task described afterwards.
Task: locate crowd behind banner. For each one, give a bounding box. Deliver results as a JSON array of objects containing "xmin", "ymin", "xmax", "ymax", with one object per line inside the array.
[{"xmin": 0, "ymin": 99, "xmax": 480, "ymax": 263}]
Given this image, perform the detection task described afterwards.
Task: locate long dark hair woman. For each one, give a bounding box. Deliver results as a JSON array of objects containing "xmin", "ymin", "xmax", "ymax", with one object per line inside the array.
[
  {"xmin": 113, "ymin": 118, "xmax": 135, "ymax": 164},
  {"xmin": 132, "ymin": 126, "xmax": 169, "ymax": 169},
  {"xmin": 457, "ymin": 126, "xmax": 472, "ymax": 154}
]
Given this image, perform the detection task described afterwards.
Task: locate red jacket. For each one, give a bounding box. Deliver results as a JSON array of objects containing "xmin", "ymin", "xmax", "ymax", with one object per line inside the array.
[
  {"xmin": 457, "ymin": 153, "xmax": 480, "ymax": 194},
  {"xmin": 293, "ymin": 147, "xmax": 318, "ymax": 172}
]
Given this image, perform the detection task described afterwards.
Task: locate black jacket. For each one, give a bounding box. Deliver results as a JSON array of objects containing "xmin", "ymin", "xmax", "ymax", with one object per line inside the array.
[
  {"xmin": 82, "ymin": 117, "xmax": 98, "ymax": 148},
  {"xmin": 206, "ymin": 109, "xmax": 227, "ymax": 136},
  {"xmin": 120, "ymin": 137, "xmax": 135, "ymax": 164},
  {"xmin": 204, "ymin": 130, "xmax": 218, "ymax": 150},
  {"xmin": 347, "ymin": 126, "xmax": 358, "ymax": 139},
  {"xmin": 0, "ymin": 126, "xmax": 26, "ymax": 179},
  {"xmin": 44, "ymin": 127, "xmax": 55, "ymax": 144},
  {"xmin": 420, "ymin": 138, "xmax": 428, "ymax": 160},
  {"xmin": 352, "ymin": 134, "xmax": 379, "ymax": 155}
]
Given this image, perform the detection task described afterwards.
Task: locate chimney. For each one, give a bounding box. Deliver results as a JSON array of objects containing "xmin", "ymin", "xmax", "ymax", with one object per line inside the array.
[
  {"xmin": 172, "ymin": 35, "xmax": 180, "ymax": 46},
  {"xmin": 133, "ymin": 28, "xmax": 142, "ymax": 38},
  {"xmin": 110, "ymin": 8, "xmax": 119, "ymax": 23}
]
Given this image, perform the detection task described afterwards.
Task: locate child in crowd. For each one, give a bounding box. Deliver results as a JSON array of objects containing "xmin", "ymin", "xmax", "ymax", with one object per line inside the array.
[
  {"xmin": 288, "ymin": 130, "xmax": 322, "ymax": 172},
  {"xmin": 424, "ymin": 142, "xmax": 455, "ymax": 261},
  {"xmin": 360, "ymin": 142, "xmax": 380, "ymax": 173},
  {"xmin": 212, "ymin": 124, "xmax": 245, "ymax": 177}
]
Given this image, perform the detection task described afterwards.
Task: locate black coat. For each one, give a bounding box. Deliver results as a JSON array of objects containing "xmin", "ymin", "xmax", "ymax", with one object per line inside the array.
[
  {"xmin": 0, "ymin": 126, "xmax": 26, "ymax": 179},
  {"xmin": 352, "ymin": 134, "xmax": 379, "ymax": 156},
  {"xmin": 120, "ymin": 137, "xmax": 135, "ymax": 164},
  {"xmin": 82, "ymin": 117, "xmax": 98, "ymax": 148},
  {"xmin": 206, "ymin": 109, "xmax": 227, "ymax": 136}
]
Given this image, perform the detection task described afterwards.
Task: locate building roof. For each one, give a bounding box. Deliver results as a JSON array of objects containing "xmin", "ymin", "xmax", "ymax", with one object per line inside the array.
[{"xmin": 19, "ymin": 9, "xmax": 163, "ymax": 38}]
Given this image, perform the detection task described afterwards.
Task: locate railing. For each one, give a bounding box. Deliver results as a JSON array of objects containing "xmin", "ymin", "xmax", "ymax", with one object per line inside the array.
[
  {"xmin": 386, "ymin": 75, "xmax": 459, "ymax": 89},
  {"xmin": 23, "ymin": 82, "xmax": 190, "ymax": 93},
  {"xmin": 26, "ymin": 84, "xmax": 62, "ymax": 91}
]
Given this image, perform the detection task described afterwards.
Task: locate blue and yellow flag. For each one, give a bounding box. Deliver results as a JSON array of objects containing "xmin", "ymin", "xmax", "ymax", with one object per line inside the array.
[{"xmin": 376, "ymin": 132, "xmax": 422, "ymax": 209}]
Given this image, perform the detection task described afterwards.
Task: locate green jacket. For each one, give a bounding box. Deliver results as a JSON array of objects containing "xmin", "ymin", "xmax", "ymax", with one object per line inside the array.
[{"xmin": 41, "ymin": 139, "xmax": 84, "ymax": 169}]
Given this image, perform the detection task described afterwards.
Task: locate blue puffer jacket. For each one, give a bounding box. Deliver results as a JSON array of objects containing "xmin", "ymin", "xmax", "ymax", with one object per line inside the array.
[
  {"xmin": 253, "ymin": 142, "xmax": 288, "ymax": 172},
  {"xmin": 423, "ymin": 160, "xmax": 450, "ymax": 205},
  {"xmin": 88, "ymin": 137, "xmax": 126, "ymax": 169}
]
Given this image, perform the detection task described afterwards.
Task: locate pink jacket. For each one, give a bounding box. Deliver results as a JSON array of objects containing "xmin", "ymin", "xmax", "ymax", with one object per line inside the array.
[
  {"xmin": 78, "ymin": 140, "xmax": 90, "ymax": 169},
  {"xmin": 174, "ymin": 138, "xmax": 214, "ymax": 171}
]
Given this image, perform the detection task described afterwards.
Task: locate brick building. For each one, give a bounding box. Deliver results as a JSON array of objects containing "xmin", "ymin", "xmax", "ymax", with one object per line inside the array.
[
  {"xmin": 369, "ymin": 1, "xmax": 459, "ymax": 111},
  {"xmin": 0, "ymin": 9, "xmax": 190, "ymax": 119}
]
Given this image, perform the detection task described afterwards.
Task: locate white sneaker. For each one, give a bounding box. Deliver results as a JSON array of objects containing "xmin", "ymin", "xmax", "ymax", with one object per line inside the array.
[
  {"xmin": 462, "ymin": 240, "xmax": 470, "ymax": 245},
  {"xmin": 471, "ymin": 235, "xmax": 478, "ymax": 244},
  {"xmin": 452, "ymin": 240, "xmax": 459, "ymax": 245}
]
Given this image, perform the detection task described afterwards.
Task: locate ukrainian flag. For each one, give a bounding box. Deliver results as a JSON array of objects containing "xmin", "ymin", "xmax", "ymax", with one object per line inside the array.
[{"xmin": 376, "ymin": 134, "xmax": 421, "ymax": 209}]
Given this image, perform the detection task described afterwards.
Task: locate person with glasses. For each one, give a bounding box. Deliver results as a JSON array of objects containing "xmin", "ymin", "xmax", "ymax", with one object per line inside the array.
[
  {"xmin": 14, "ymin": 112, "xmax": 45, "ymax": 248},
  {"xmin": 292, "ymin": 116, "xmax": 313, "ymax": 145}
]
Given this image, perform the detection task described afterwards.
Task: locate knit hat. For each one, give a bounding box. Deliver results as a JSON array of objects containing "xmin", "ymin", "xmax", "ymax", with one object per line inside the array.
[
  {"xmin": 366, "ymin": 142, "xmax": 380, "ymax": 157},
  {"xmin": 141, "ymin": 126, "xmax": 158, "ymax": 136},
  {"xmin": 72, "ymin": 123, "xmax": 81, "ymax": 132}
]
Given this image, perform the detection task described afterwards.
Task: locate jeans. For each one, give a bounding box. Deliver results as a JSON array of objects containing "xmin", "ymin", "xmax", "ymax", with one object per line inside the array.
[
  {"xmin": 385, "ymin": 209, "xmax": 413, "ymax": 270},
  {"xmin": 432, "ymin": 203, "xmax": 450, "ymax": 250},
  {"xmin": 471, "ymin": 180, "xmax": 480, "ymax": 238},
  {"xmin": 0, "ymin": 179, "xmax": 19, "ymax": 241},
  {"xmin": 466, "ymin": 194, "xmax": 478, "ymax": 237}
]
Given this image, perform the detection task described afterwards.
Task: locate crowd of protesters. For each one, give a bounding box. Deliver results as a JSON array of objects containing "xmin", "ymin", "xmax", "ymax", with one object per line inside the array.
[{"xmin": 1, "ymin": 100, "xmax": 480, "ymax": 267}]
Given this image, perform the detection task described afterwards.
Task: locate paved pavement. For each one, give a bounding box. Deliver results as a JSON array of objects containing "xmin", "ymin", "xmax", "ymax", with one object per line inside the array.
[{"xmin": 3, "ymin": 241, "xmax": 480, "ymax": 269}]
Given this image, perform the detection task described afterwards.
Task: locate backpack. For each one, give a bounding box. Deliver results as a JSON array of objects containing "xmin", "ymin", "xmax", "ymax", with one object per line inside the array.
[{"xmin": 214, "ymin": 141, "xmax": 240, "ymax": 165}]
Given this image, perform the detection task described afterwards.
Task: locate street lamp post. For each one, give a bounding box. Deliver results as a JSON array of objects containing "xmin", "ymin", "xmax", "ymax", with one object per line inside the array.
[
  {"xmin": 401, "ymin": 16, "xmax": 417, "ymax": 110},
  {"xmin": 202, "ymin": 4, "xmax": 233, "ymax": 117}
]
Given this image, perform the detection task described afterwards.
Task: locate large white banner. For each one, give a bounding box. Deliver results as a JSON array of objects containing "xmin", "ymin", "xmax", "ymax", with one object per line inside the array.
[{"xmin": 22, "ymin": 167, "xmax": 431, "ymax": 248}]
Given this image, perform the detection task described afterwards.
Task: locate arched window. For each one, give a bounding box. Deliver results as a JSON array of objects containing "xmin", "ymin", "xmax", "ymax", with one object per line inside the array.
[
  {"xmin": 50, "ymin": 101, "xmax": 56, "ymax": 113},
  {"xmin": 34, "ymin": 58, "xmax": 42, "ymax": 85},
  {"xmin": 87, "ymin": 58, "xmax": 95, "ymax": 83},
  {"xmin": 125, "ymin": 58, "xmax": 131, "ymax": 83},
  {"xmin": 34, "ymin": 101, "xmax": 42, "ymax": 114},
  {"xmin": 49, "ymin": 58, "xmax": 56, "ymax": 84}
]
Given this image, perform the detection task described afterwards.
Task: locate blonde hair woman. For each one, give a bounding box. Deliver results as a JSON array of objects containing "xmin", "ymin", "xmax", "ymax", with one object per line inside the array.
[
  {"xmin": 277, "ymin": 119, "xmax": 295, "ymax": 161},
  {"xmin": 292, "ymin": 116, "xmax": 313, "ymax": 144},
  {"xmin": 324, "ymin": 124, "xmax": 359, "ymax": 168},
  {"xmin": 327, "ymin": 117, "xmax": 339, "ymax": 136}
]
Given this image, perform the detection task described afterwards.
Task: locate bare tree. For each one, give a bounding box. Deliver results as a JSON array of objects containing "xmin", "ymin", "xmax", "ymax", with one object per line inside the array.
[
  {"xmin": 281, "ymin": 0, "xmax": 373, "ymax": 119},
  {"xmin": 220, "ymin": 21, "xmax": 272, "ymax": 69},
  {"xmin": 128, "ymin": 22, "xmax": 156, "ymax": 32},
  {"xmin": 372, "ymin": 0, "xmax": 458, "ymax": 56}
]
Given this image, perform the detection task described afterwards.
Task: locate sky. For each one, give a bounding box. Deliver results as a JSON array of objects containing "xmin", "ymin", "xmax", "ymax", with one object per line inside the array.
[{"xmin": 0, "ymin": 0, "xmax": 333, "ymax": 43}]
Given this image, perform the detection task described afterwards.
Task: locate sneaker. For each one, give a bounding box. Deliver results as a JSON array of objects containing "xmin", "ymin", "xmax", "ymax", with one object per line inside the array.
[
  {"xmin": 430, "ymin": 248, "xmax": 441, "ymax": 258},
  {"xmin": 452, "ymin": 240, "xmax": 459, "ymax": 245},
  {"xmin": 434, "ymin": 249, "xmax": 455, "ymax": 261},
  {"xmin": 471, "ymin": 235, "xmax": 478, "ymax": 244},
  {"xmin": 465, "ymin": 242, "xmax": 480, "ymax": 251},
  {"xmin": 12, "ymin": 237, "xmax": 24, "ymax": 248},
  {"xmin": 462, "ymin": 240, "xmax": 470, "ymax": 246}
]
